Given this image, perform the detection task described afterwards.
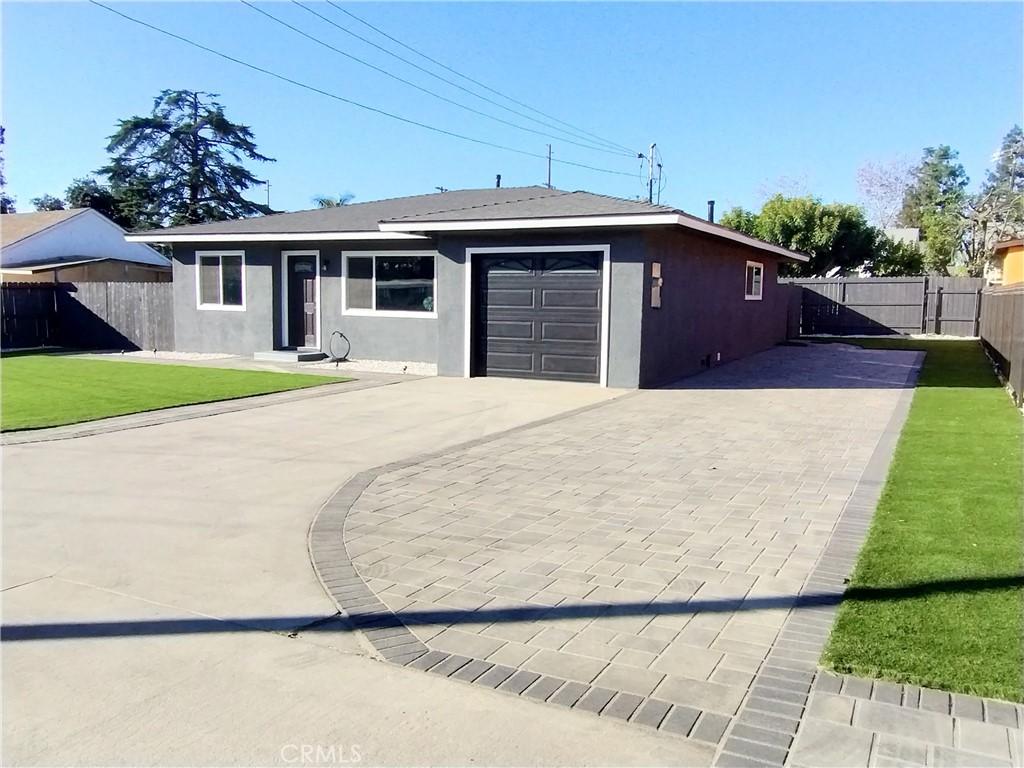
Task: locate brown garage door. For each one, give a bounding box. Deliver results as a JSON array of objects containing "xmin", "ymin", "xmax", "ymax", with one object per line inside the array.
[{"xmin": 474, "ymin": 252, "xmax": 602, "ymax": 383}]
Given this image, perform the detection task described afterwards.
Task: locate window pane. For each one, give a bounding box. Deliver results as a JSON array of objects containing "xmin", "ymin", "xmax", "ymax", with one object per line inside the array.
[
  {"xmin": 745, "ymin": 264, "xmax": 762, "ymax": 297},
  {"xmin": 376, "ymin": 256, "xmax": 434, "ymax": 312},
  {"xmin": 221, "ymin": 255, "xmax": 243, "ymax": 306},
  {"xmin": 346, "ymin": 257, "xmax": 373, "ymax": 309},
  {"xmin": 487, "ymin": 257, "xmax": 533, "ymax": 274},
  {"xmin": 199, "ymin": 256, "xmax": 221, "ymax": 305},
  {"xmin": 541, "ymin": 254, "xmax": 600, "ymax": 273}
]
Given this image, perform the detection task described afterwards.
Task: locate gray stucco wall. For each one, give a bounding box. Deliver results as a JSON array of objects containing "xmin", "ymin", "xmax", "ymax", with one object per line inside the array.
[
  {"xmin": 172, "ymin": 244, "xmax": 276, "ymax": 355},
  {"xmin": 638, "ymin": 229, "xmax": 789, "ymax": 387},
  {"xmin": 171, "ymin": 231, "xmax": 648, "ymax": 387},
  {"xmin": 172, "ymin": 241, "xmax": 442, "ymax": 361}
]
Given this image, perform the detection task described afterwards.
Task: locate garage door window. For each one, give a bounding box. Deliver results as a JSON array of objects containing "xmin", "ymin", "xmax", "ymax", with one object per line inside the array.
[
  {"xmin": 745, "ymin": 261, "xmax": 763, "ymax": 301},
  {"xmin": 343, "ymin": 252, "xmax": 436, "ymax": 316},
  {"xmin": 196, "ymin": 251, "xmax": 245, "ymax": 310}
]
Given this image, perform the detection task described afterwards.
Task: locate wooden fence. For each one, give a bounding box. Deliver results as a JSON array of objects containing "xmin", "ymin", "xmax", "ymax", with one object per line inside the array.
[
  {"xmin": 789, "ymin": 276, "xmax": 985, "ymax": 337},
  {"xmin": 979, "ymin": 283, "xmax": 1024, "ymax": 406},
  {"xmin": 1, "ymin": 282, "xmax": 174, "ymax": 351},
  {"xmin": 1, "ymin": 283, "xmax": 59, "ymax": 348}
]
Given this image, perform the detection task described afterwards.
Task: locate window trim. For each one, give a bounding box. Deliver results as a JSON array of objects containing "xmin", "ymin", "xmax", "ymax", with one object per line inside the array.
[
  {"xmin": 196, "ymin": 250, "xmax": 246, "ymax": 311},
  {"xmin": 744, "ymin": 260, "xmax": 764, "ymax": 301},
  {"xmin": 340, "ymin": 250, "xmax": 438, "ymax": 318}
]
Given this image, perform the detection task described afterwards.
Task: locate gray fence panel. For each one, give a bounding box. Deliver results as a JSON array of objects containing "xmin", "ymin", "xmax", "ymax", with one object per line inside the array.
[
  {"xmin": 1, "ymin": 283, "xmax": 58, "ymax": 348},
  {"xmin": 927, "ymin": 277, "xmax": 984, "ymax": 337},
  {"xmin": 788, "ymin": 276, "xmax": 985, "ymax": 337},
  {"xmin": 980, "ymin": 284, "xmax": 1024, "ymax": 406},
  {"xmin": 55, "ymin": 281, "xmax": 174, "ymax": 351}
]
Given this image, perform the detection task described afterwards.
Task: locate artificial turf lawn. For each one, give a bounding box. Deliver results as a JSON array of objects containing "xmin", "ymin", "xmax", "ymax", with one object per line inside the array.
[
  {"xmin": 821, "ymin": 339, "xmax": 1023, "ymax": 702},
  {"xmin": 1, "ymin": 354, "xmax": 350, "ymax": 431}
]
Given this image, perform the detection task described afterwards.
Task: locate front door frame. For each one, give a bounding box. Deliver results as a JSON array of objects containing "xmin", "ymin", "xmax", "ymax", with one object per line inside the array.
[
  {"xmin": 463, "ymin": 244, "xmax": 611, "ymax": 386},
  {"xmin": 280, "ymin": 250, "xmax": 321, "ymax": 349}
]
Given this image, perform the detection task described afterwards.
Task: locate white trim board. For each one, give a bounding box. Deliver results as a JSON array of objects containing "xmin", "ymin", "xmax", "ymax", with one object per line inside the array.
[
  {"xmin": 463, "ymin": 244, "xmax": 612, "ymax": 387},
  {"xmin": 280, "ymin": 250, "xmax": 322, "ymax": 348},
  {"xmin": 126, "ymin": 231, "xmax": 427, "ymax": 243}
]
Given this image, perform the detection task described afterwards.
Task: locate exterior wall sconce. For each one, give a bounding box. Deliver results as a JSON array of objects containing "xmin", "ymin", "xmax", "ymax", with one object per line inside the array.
[{"xmin": 651, "ymin": 261, "xmax": 663, "ymax": 308}]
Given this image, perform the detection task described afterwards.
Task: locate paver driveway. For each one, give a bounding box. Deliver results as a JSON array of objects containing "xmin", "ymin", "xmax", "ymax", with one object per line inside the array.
[{"xmin": 318, "ymin": 342, "xmax": 925, "ymax": 759}]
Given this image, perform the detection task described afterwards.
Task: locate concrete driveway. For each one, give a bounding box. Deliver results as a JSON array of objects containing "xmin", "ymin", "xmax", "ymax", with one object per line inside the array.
[{"xmin": 2, "ymin": 344, "xmax": 920, "ymax": 766}]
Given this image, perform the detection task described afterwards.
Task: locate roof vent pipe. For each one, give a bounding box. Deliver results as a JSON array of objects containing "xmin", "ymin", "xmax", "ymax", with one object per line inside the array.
[
  {"xmin": 496, "ymin": 174, "xmax": 502, "ymax": 188},
  {"xmin": 707, "ymin": 200, "xmax": 715, "ymax": 223}
]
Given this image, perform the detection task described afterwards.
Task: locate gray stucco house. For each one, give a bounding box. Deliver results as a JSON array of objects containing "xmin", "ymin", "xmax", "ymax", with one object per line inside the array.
[{"xmin": 126, "ymin": 187, "xmax": 806, "ymax": 388}]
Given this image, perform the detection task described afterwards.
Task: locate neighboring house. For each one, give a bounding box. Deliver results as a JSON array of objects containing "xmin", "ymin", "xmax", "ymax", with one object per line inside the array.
[
  {"xmin": 1, "ymin": 209, "xmax": 171, "ymax": 283},
  {"xmin": 883, "ymin": 227, "xmax": 921, "ymax": 247},
  {"xmin": 988, "ymin": 239, "xmax": 1024, "ymax": 285},
  {"xmin": 126, "ymin": 187, "xmax": 807, "ymax": 388}
]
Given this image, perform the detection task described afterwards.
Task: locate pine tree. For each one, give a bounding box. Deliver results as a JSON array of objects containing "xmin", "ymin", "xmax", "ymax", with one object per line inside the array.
[{"xmin": 100, "ymin": 90, "xmax": 274, "ymax": 226}]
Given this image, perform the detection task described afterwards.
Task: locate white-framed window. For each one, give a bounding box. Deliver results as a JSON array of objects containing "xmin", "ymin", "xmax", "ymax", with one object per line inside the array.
[
  {"xmin": 196, "ymin": 251, "xmax": 245, "ymax": 310},
  {"xmin": 342, "ymin": 251, "xmax": 437, "ymax": 317},
  {"xmin": 744, "ymin": 260, "xmax": 763, "ymax": 301}
]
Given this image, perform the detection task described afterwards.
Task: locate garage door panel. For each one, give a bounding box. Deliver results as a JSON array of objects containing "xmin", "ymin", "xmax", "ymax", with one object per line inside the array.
[
  {"xmin": 541, "ymin": 354, "xmax": 599, "ymax": 376},
  {"xmin": 485, "ymin": 351, "xmax": 535, "ymax": 374},
  {"xmin": 475, "ymin": 253, "xmax": 602, "ymax": 384},
  {"xmin": 541, "ymin": 321, "xmax": 600, "ymax": 342},
  {"xmin": 541, "ymin": 288, "xmax": 600, "ymax": 309},
  {"xmin": 486, "ymin": 289, "xmax": 535, "ymax": 308},
  {"xmin": 487, "ymin": 320, "xmax": 534, "ymax": 340}
]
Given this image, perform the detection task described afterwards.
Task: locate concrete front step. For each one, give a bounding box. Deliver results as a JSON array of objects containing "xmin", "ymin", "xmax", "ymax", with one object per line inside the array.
[{"xmin": 253, "ymin": 349, "xmax": 328, "ymax": 363}]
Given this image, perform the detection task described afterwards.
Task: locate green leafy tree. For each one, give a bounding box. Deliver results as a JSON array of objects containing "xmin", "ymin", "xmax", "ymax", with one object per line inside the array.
[
  {"xmin": 719, "ymin": 206, "xmax": 758, "ymax": 236},
  {"xmin": 721, "ymin": 195, "xmax": 880, "ymax": 276},
  {"xmin": 30, "ymin": 194, "xmax": 65, "ymax": 211},
  {"xmin": 100, "ymin": 89, "xmax": 275, "ymax": 226},
  {"xmin": 862, "ymin": 236, "xmax": 925, "ymax": 277},
  {"xmin": 898, "ymin": 145, "xmax": 968, "ymax": 273}
]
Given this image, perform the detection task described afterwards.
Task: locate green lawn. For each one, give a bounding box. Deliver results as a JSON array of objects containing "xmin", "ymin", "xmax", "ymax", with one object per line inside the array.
[
  {"xmin": 821, "ymin": 338, "xmax": 1024, "ymax": 701},
  {"xmin": 1, "ymin": 354, "xmax": 350, "ymax": 431}
]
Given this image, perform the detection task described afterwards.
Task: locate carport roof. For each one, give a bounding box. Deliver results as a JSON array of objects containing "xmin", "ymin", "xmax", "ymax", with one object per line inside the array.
[{"xmin": 125, "ymin": 186, "xmax": 808, "ymax": 262}]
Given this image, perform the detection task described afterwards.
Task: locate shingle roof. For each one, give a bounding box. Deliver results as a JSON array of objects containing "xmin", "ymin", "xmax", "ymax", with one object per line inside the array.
[
  {"xmin": 1, "ymin": 209, "xmax": 88, "ymax": 248},
  {"xmin": 126, "ymin": 186, "xmax": 808, "ymax": 261},
  {"xmin": 132, "ymin": 187, "xmax": 576, "ymax": 236},
  {"xmin": 381, "ymin": 189, "xmax": 675, "ymax": 223}
]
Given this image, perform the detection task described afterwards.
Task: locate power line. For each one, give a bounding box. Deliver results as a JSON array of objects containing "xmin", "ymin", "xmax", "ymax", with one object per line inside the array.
[
  {"xmin": 291, "ymin": 0, "xmax": 636, "ymax": 157},
  {"xmin": 324, "ymin": 0, "xmax": 639, "ymax": 157},
  {"xmin": 88, "ymin": 0, "xmax": 637, "ymax": 179},
  {"xmin": 239, "ymin": 0, "xmax": 632, "ymax": 158}
]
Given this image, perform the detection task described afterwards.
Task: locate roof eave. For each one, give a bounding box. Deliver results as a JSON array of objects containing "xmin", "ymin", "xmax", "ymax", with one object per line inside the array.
[
  {"xmin": 124, "ymin": 231, "xmax": 429, "ymax": 243},
  {"xmin": 380, "ymin": 213, "xmax": 809, "ymax": 262}
]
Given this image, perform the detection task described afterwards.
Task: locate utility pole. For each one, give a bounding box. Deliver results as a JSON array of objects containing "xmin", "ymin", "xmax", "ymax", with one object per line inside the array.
[
  {"xmin": 647, "ymin": 142, "xmax": 656, "ymax": 203},
  {"xmin": 263, "ymin": 179, "xmax": 271, "ymax": 209},
  {"xmin": 655, "ymin": 161, "xmax": 663, "ymax": 205},
  {"xmin": 546, "ymin": 144, "xmax": 553, "ymax": 189}
]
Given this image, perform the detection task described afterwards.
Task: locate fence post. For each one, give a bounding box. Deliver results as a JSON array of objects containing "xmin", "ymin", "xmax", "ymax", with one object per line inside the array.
[
  {"xmin": 973, "ymin": 287, "xmax": 983, "ymax": 337},
  {"xmin": 933, "ymin": 286, "xmax": 943, "ymax": 334},
  {"xmin": 921, "ymin": 277, "xmax": 929, "ymax": 333}
]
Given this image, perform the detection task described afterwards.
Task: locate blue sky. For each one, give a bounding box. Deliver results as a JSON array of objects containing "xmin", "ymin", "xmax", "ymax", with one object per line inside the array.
[{"xmin": 4, "ymin": 2, "xmax": 1021, "ymax": 217}]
